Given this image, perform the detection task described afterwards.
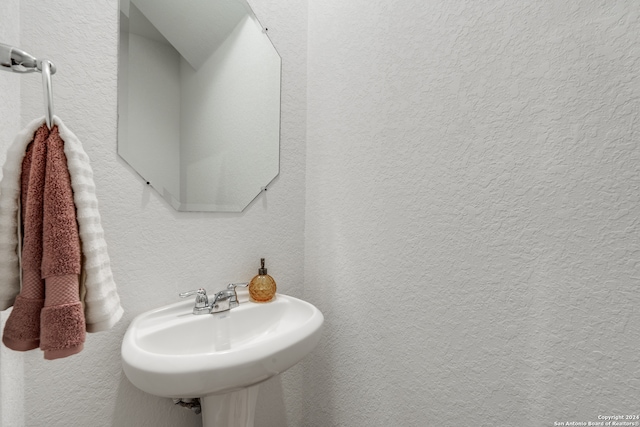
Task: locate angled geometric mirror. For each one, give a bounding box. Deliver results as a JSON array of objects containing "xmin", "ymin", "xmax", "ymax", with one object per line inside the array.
[{"xmin": 118, "ymin": 0, "xmax": 280, "ymax": 211}]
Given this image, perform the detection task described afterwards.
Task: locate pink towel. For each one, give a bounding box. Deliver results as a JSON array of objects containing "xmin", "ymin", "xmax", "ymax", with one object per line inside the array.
[
  {"xmin": 40, "ymin": 126, "xmax": 85, "ymax": 359},
  {"xmin": 2, "ymin": 124, "xmax": 86, "ymax": 359},
  {"xmin": 2, "ymin": 125, "xmax": 49, "ymax": 351}
]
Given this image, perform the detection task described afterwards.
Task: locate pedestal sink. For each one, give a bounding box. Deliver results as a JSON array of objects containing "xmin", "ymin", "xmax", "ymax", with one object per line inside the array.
[{"xmin": 121, "ymin": 293, "xmax": 324, "ymax": 427}]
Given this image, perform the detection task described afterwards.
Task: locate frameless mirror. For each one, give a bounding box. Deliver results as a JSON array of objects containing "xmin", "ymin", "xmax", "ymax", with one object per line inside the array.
[{"xmin": 117, "ymin": 0, "xmax": 281, "ymax": 212}]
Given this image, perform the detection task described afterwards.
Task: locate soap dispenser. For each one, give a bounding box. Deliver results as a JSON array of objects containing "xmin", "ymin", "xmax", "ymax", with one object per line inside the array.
[{"xmin": 248, "ymin": 258, "xmax": 277, "ymax": 302}]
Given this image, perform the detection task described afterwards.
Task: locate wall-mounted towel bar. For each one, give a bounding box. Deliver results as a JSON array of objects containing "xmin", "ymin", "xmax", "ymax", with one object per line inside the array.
[{"xmin": 0, "ymin": 43, "xmax": 56, "ymax": 129}]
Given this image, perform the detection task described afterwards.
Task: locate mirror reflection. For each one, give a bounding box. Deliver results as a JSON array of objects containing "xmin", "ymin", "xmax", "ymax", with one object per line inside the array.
[{"xmin": 118, "ymin": 0, "xmax": 281, "ymax": 212}]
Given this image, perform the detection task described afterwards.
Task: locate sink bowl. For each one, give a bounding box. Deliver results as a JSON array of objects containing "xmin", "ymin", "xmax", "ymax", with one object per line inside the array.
[{"xmin": 121, "ymin": 293, "xmax": 324, "ymax": 398}]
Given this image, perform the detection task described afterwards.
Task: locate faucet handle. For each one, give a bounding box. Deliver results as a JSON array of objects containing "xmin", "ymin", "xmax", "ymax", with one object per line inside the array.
[
  {"xmin": 179, "ymin": 287, "xmax": 207, "ymax": 299},
  {"xmin": 227, "ymin": 282, "xmax": 248, "ymax": 290},
  {"xmin": 226, "ymin": 283, "xmax": 249, "ymax": 308},
  {"xmin": 179, "ymin": 288, "xmax": 210, "ymax": 314}
]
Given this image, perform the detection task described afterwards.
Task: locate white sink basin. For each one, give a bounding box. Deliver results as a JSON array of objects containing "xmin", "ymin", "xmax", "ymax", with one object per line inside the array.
[{"xmin": 121, "ymin": 294, "xmax": 324, "ymax": 398}]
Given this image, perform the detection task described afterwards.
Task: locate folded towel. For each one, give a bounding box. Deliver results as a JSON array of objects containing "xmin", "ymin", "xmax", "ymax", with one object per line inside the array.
[
  {"xmin": 0, "ymin": 121, "xmax": 35, "ymax": 310},
  {"xmin": 2, "ymin": 124, "xmax": 50, "ymax": 351},
  {"xmin": 40, "ymin": 126, "xmax": 85, "ymax": 359},
  {"xmin": 1, "ymin": 295, "xmax": 43, "ymax": 350},
  {"xmin": 0, "ymin": 117, "xmax": 123, "ymax": 336},
  {"xmin": 2, "ymin": 124, "xmax": 86, "ymax": 358},
  {"xmin": 42, "ymin": 126, "xmax": 82, "ymax": 277},
  {"xmin": 55, "ymin": 117, "xmax": 123, "ymax": 332},
  {"xmin": 21, "ymin": 125, "xmax": 48, "ymax": 285},
  {"xmin": 40, "ymin": 301, "xmax": 85, "ymax": 360}
]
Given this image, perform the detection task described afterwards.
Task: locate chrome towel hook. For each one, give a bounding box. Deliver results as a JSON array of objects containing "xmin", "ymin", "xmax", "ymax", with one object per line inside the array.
[
  {"xmin": 0, "ymin": 43, "xmax": 57, "ymax": 129},
  {"xmin": 40, "ymin": 59, "xmax": 55, "ymax": 129}
]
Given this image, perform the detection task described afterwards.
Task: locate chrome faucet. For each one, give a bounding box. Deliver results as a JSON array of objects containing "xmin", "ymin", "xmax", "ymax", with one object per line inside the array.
[{"xmin": 179, "ymin": 283, "xmax": 248, "ymax": 315}]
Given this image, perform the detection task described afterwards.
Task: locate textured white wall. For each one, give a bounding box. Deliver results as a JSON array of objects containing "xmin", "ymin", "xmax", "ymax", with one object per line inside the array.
[
  {"xmin": 305, "ymin": 1, "xmax": 640, "ymax": 426},
  {"xmin": 9, "ymin": 0, "xmax": 639, "ymax": 425},
  {"xmin": 14, "ymin": 0, "xmax": 306, "ymax": 426},
  {"xmin": 0, "ymin": 0, "xmax": 24, "ymax": 425}
]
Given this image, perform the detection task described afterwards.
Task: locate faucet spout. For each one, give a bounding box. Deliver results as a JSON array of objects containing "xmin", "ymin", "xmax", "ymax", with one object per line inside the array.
[{"xmin": 209, "ymin": 290, "xmax": 235, "ymax": 313}]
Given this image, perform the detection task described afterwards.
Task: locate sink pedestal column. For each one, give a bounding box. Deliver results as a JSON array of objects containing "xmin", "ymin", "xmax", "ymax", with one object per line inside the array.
[{"xmin": 201, "ymin": 385, "xmax": 260, "ymax": 427}]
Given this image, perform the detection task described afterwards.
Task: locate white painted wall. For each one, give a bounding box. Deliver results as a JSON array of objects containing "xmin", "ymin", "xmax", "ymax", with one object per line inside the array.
[
  {"xmin": 13, "ymin": 0, "xmax": 306, "ymax": 426},
  {"xmin": 0, "ymin": 1, "xmax": 24, "ymax": 425},
  {"xmin": 305, "ymin": 1, "xmax": 640, "ymax": 426}
]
